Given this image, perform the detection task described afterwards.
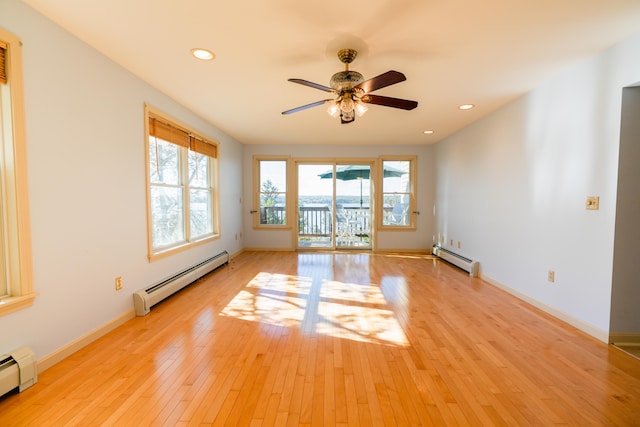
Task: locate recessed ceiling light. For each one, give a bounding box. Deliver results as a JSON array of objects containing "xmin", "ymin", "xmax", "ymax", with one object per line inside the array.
[
  {"xmin": 458, "ymin": 104, "xmax": 475, "ymax": 110},
  {"xmin": 423, "ymin": 130, "xmax": 434, "ymax": 134},
  {"xmin": 191, "ymin": 48, "xmax": 215, "ymax": 61}
]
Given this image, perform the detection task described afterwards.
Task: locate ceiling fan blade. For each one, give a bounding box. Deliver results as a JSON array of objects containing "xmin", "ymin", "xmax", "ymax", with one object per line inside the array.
[
  {"xmin": 282, "ymin": 99, "xmax": 333, "ymax": 115},
  {"xmin": 288, "ymin": 78, "xmax": 335, "ymax": 93},
  {"xmin": 355, "ymin": 70, "xmax": 406, "ymax": 94},
  {"xmin": 361, "ymin": 94, "xmax": 418, "ymax": 110}
]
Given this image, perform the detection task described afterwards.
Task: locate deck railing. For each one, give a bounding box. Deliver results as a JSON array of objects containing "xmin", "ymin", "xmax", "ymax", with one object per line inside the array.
[
  {"xmin": 298, "ymin": 206, "xmax": 332, "ymax": 237},
  {"xmin": 259, "ymin": 206, "xmax": 286, "ymax": 225},
  {"xmin": 260, "ymin": 205, "xmax": 396, "ymax": 242},
  {"xmin": 298, "ymin": 206, "xmax": 373, "ymax": 241}
]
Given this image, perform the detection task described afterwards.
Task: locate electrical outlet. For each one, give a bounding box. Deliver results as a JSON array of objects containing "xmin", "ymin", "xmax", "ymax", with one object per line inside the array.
[
  {"xmin": 457, "ymin": 241, "xmax": 461, "ymax": 249},
  {"xmin": 548, "ymin": 271, "xmax": 555, "ymax": 283},
  {"xmin": 115, "ymin": 276, "xmax": 123, "ymax": 291}
]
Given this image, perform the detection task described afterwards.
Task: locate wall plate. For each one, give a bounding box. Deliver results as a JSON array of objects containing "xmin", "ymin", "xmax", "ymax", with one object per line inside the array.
[{"xmin": 586, "ymin": 196, "xmax": 599, "ymax": 210}]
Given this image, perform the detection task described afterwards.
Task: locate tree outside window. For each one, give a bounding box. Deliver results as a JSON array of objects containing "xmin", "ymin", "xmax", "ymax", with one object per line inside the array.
[{"xmin": 255, "ymin": 158, "xmax": 288, "ymax": 228}]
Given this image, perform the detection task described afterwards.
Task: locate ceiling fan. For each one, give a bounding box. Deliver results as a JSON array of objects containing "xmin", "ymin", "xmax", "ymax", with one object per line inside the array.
[{"xmin": 282, "ymin": 48, "xmax": 418, "ymax": 124}]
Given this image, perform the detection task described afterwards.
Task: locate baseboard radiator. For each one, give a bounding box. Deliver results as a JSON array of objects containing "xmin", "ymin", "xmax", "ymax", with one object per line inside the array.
[
  {"xmin": 0, "ymin": 347, "xmax": 37, "ymax": 398},
  {"xmin": 432, "ymin": 245, "xmax": 479, "ymax": 277},
  {"xmin": 133, "ymin": 250, "xmax": 229, "ymax": 316}
]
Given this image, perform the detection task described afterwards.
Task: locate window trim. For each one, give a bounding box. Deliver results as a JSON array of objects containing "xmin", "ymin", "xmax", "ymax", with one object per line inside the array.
[
  {"xmin": 377, "ymin": 155, "xmax": 417, "ymax": 231},
  {"xmin": 0, "ymin": 29, "xmax": 37, "ymax": 317},
  {"xmin": 252, "ymin": 155, "xmax": 291, "ymax": 230},
  {"xmin": 144, "ymin": 104, "xmax": 220, "ymax": 261}
]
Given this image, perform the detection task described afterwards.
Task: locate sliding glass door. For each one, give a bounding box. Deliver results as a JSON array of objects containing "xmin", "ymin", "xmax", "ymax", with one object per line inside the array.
[
  {"xmin": 296, "ymin": 162, "xmax": 372, "ymax": 250},
  {"xmin": 297, "ymin": 164, "xmax": 333, "ymax": 248}
]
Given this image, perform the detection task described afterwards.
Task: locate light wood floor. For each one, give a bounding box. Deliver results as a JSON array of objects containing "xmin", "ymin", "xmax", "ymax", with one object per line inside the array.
[{"xmin": 2, "ymin": 251, "xmax": 640, "ymax": 426}]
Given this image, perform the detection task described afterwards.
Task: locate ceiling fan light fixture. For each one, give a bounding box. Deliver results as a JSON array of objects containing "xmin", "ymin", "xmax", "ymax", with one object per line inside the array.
[
  {"xmin": 341, "ymin": 109, "xmax": 355, "ymax": 123},
  {"xmin": 327, "ymin": 103, "xmax": 340, "ymax": 117},
  {"xmin": 355, "ymin": 102, "xmax": 368, "ymax": 117},
  {"xmin": 340, "ymin": 96, "xmax": 355, "ymax": 113}
]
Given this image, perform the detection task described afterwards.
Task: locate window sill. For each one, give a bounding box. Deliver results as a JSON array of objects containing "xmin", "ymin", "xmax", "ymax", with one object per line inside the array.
[
  {"xmin": 253, "ymin": 225, "xmax": 292, "ymax": 230},
  {"xmin": 378, "ymin": 226, "xmax": 417, "ymax": 231},
  {"xmin": 148, "ymin": 234, "xmax": 220, "ymax": 262},
  {"xmin": 0, "ymin": 292, "xmax": 38, "ymax": 317}
]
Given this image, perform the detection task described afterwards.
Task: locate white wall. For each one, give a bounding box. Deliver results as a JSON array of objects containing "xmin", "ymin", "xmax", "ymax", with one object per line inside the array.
[
  {"xmin": 0, "ymin": 0, "xmax": 243, "ymax": 361},
  {"xmin": 242, "ymin": 144, "xmax": 436, "ymax": 251},
  {"xmin": 434, "ymin": 33, "xmax": 640, "ymax": 339}
]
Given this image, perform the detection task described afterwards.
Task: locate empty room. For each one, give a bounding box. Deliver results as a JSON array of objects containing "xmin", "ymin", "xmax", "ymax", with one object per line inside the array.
[{"xmin": 1, "ymin": 0, "xmax": 640, "ymax": 425}]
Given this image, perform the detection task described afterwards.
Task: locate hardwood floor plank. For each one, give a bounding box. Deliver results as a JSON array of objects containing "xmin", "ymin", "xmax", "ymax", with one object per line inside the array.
[
  {"xmin": 1, "ymin": 251, "xmax": 640, "ymax": 426},
  {"xmin": 286, "ymin": 372, "xmax": 305, "ymax": 422},
  {"xmin": 333, "ymin": 366, "xmax": 348, "ymax": 424},
  {"xmin": 356, "ymin": 338, "xmax": 385, "ymax": 425},
  {"xmin": 323, "ymin": 337, "xmax": 336, "ymax": 426},
  {"xmin": 343, "ymin": 373, "xmax": 361, "ymax": 426},
  {"xmin": 299, "ymin": 377, "xmax": 314, "ymax": 425},
  {"xmin": 311, "ymin": 335, "xmax": 327, "ymax": 426}
]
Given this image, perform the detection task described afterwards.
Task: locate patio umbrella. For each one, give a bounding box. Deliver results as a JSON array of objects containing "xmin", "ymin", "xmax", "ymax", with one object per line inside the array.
[{"xmin": 318, "ymin": 164, "xmax": 406, "ymax": 207}]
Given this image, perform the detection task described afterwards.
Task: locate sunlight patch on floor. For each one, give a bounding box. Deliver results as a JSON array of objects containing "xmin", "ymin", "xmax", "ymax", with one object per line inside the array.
[
  {"xmin": 319, "ymin": 279, "xmax": 387, "ymax": 305},
  {"xmin": 220, "ymin": 272, "xmax": 408, "ymax": 346},
  {"xmin": 221, "ymin": 289, "xmax": 307, "ymax": 328},
  {"xmin": 315, "ymin": 299, "xmax": 408, "ymax": 345}
]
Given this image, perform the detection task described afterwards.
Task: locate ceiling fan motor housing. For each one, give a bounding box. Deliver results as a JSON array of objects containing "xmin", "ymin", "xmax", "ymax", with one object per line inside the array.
[{"xmin": 330, "ymin": 70, "xmax": 365, "ymax": 91}]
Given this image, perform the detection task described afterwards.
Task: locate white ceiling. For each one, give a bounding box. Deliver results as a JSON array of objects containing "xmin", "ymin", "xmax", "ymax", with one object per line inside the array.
[{"xmin": 22, "ymin": 0, "xmax": 640, "ymax": 145}]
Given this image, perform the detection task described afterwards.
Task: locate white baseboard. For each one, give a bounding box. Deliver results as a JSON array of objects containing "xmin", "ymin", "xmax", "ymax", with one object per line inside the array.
[
  {"xmin": 229, "ymin": 248, "xmax": 244, "ymax": 259},
  {"xmin": 37, "ymin": 308, "xmax": 136, "ymax": 373},
  {"xmin": 373, "ymin": 248, "xmax": 432, "ymax": 255},
  {"xmin": 243, "ymin": 247, "xmax": 295, "ymax": 252},
  {"xmin": 480, "ymin": 274, "xmax": 609, "ymax": 343}
]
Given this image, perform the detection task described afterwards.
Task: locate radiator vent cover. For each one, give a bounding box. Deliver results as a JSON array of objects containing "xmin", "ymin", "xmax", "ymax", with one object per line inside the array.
[
  {"xmin": 433, "ymin": 245, "xmax": 479, "ymax": 277},
  {"xmin": 133, "ymin": 251, "xmax": 229, "ymax": 316},
  {"xmin": 0, "ymin": 346, "xmax": 37, "ymax": 398}
]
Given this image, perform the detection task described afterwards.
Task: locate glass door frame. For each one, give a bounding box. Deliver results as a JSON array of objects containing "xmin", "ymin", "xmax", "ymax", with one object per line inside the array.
[{"xmin": 294, "ymin": 159, "xmax": 375, "ymax": 251}]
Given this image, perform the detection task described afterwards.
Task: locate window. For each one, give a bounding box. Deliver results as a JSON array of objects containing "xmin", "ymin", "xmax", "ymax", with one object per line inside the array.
[
  {"xmin": 0, "ymin": 29, "xmax": 36, "ymax": 316},
  {"xmin": 145, "ymin": 106, "xmax": 219, "ymax": 259},
  {"xmin": 253, "ymin": 157, "xmax": 289, "ymax": 228},
  {"xmin": 379, "ymin": 157, "xmax": 416, "ymax": 229}
]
